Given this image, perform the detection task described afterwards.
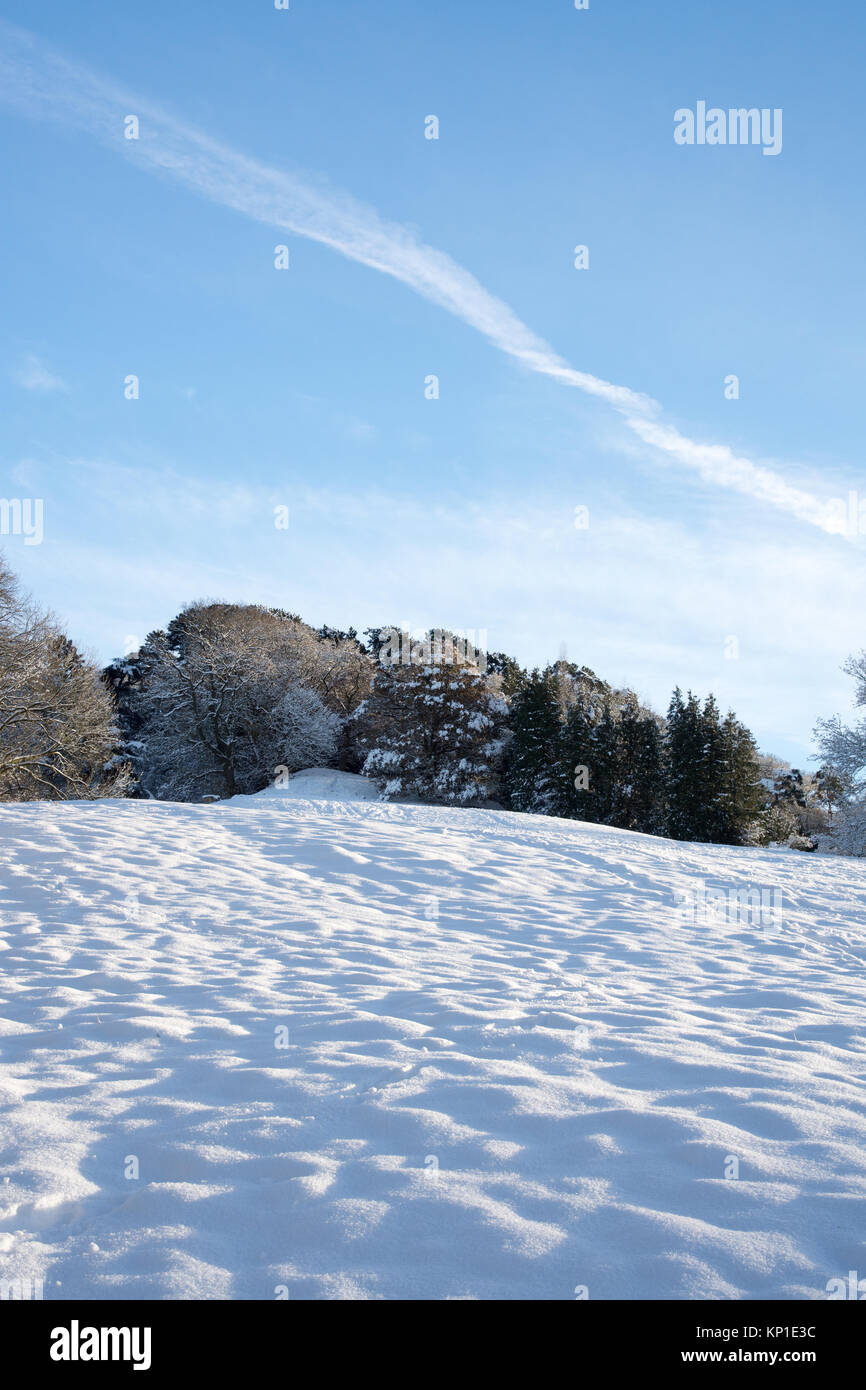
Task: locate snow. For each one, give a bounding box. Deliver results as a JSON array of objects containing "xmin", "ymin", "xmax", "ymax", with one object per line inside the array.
[
  {"xmin": 1, "ymin": 793, "xmax": 865, "ymax": 1300},
  {"xmin": 231, "ymin": 767, "xmax": 382, "ymax": 805}
]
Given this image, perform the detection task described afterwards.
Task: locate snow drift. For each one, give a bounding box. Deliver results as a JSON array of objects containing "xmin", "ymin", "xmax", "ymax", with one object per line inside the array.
[
  {"xmin": 1, "ymin": 789, "xmax": 865, "ymax": 1300},
  {"xmin": 230, "ymin": 768, "xmax": 382, "ymax": 805}
]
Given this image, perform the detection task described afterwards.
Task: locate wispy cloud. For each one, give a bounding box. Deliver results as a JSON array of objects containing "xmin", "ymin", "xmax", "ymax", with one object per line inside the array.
[
  {"xmin": 17, "ymin": 449, "xmax": 862, "ymax": 755},
  {"xmin": 13, "ymin": 352, "xmax": 69, "ymax": 393},
  {"xmin": 626, "ymin": 417, "xmax": 840, "ymax": 533},
  {"xmin": 0, "ymin": 20, "xmax": 853, "ymax": 535}
]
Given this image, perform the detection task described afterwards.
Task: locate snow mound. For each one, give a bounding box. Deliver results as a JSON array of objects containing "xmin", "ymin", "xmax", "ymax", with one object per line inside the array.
[
  {"xmin": 1, "ymin": 796, "xmax": 865, "ymax": 1301},
  {"xmin": 232, "ymin": 767, "xmax": 381, "ymax": 804}
]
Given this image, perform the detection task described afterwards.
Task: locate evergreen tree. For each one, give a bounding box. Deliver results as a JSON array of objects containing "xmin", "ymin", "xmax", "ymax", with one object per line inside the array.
[
  {"xmin": 665, "ymin": 689, "xmax": 762, "ymax": 844},
  {"xmin": 611, "ymin": 695, "xmax": 665, "ymax": 833},
  {"xmin": 773, "ymin": 767, "xmax": 807, "ymax": 808},
  {"xmin": 504, "ymin": 668, "xmax": 562, "ymax": 813},
  {"xmin": 485, "ymin": 650, "xmax": 526, "ymax": 698},
  {"xmin": 586, "ymin": 698, "xmax": 619, "ymax": 823},
  {"xmin": 665, "ymin": 688, "xmax": 709, "ymax": 840},
  {"xmin": 103, "ymin": 642, "xmax": 158, "ymax": 796},
  {"xmin": 718, "ymin": 713, "xmax": 765, "ymax": 844},
  {"xmin": 698, "ymin": 694, "xmax": 729, "ymax": 843},
  {"xmin": 557, "ymin": 687, "xmax": 595, "ymax": 819},
  {"xmin": 354, "ymin": 658, "xmax": 505, "ymax": 805}
]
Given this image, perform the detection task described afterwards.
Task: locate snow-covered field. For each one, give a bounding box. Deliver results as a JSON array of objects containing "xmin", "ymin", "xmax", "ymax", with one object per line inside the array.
[{"xmin": 1, "ymin": 771, "xmax": 865, "ymax": 1300}]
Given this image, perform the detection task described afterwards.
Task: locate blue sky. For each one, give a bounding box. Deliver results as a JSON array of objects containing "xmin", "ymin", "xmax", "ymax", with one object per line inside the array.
[{"xmin": 0, "ymin": 0, "xmax": 864, "ymax": 764}]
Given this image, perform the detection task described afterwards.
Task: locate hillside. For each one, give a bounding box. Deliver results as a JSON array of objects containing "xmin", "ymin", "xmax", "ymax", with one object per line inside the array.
[{"xmin": 1, "ymin": 776, "xmax": 865, "ymax": 1300}]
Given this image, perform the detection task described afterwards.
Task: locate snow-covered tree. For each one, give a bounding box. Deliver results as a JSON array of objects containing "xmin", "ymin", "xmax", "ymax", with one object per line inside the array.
[
  {"xmin": 813, "ymin": 766, "xmax": 846, "ymax": 823},
  {"xmin": 814, "ymin": 714, "xmax": 866, "ymax": 793},
  {"xmin": 129, "ymin": 604, "xmax": 341, "ymax": 800},
  {"xmin": 609, "ymin": 695, "xmax": 665, "ymax": 833},
  {"xmin": 0, "ymin": 555, "xmax": 129, "ymax": 800},
  {"xmin": 556, "ymin": 685, "xmax": 595, "ymax": 820},
  {"xmin": 311, "ymin": 624, "xmax": 373, "ymax": 720},
  {"xmin": 354, "ymin": 654, "xmax": 506, "ymax": 805},
  {"xmin": 718, "ymin": 713, "xmax": 765, "ymax": 844},
  {"xmin": 272, "ymin": 683, "xmax": 341, "ymax": 775},
  {"xmin": 508, "ymin": 668, "xmax": 667, "ymax": 830},
  {"xmin": 663, "ymin": 691, "xmax": 760, "ymax": 844},
  {"xmin": 665, "ymin": 689, "xmax": 708, "ymax": 840},
  {"xmin": 504, "ymin": 669, "xmax": 563, "ymax": 813},
  {"xmin": 813, "ymin": 649, "xmax": 866, "ymax": 854}
]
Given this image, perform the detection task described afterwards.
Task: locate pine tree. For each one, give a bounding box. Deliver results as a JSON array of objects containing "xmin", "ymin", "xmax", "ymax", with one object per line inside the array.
[
  {"xmin": 557, "ymin": 687, "xmax": 595, "ymax": 819},
  {"xmin": 773, "ymin": 768, "xmax": 807, "ymax": 809},
  {"xmin": 485, "ymin": 650, "xmax": 526, "ymax": 698},
  {"xmin": 665, "ymin": 689, "xmax": 762, "ymax": 844},
  {"xmin": 103, "ymin": 636, "xmax": 166, "ymax": 796},
  {"xmin": 504, "ymin": 669, "xmax": 562, "ymax": 813},
  {"xmin": 718, "ymin": 713, "xmax": 764, "ymax": 844},
  {"xmin": 698, "ymin": 694, "xmax": 729, "ymax": 843},
  {"xmin": 354, "ymin": 658, "xmax": 505, "ymax": 804},
  {"xmin": 611, "ymin": 695, "xmax": 665, "ymax": 833},
  {"xmin": 586, "ymin": 698, "xmax": 619, "ymax": 823},
  {"xmin": 665, "ymin": 688, "xmax": 709, "ymax": 840}
]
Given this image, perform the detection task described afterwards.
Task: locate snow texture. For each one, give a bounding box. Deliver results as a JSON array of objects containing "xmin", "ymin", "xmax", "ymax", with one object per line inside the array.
[
  {"xmin": 232, "ymin": 768, "xmax": 382, "ymax": 805},
  {"xmin": 1, "ymin": 784, "xmax": 865, "ymax": 1300}
]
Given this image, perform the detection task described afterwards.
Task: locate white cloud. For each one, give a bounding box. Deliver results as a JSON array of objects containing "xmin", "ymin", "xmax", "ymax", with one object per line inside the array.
[
  {"xmin": 13, "ymin": 353, "xmax": 68, "ymax": 393},
  {"xmin": 19, "ymin": 450, "xmax": 861, "ymax": 760}
]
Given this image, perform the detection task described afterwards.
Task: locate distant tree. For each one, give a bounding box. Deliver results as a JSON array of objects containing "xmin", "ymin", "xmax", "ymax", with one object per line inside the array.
[
  {"xmin": 556, "ymin": 685, "xmax": 595, "ymax": 820},
  {"xmin": 773, "ymin": 767, "xmax": 808, "ymax": 809},
  {"xmin": 586, "ymin": 698, "xmax": 620, "ymax": 824},
  {"xmin": 665, "ymin": 688, "xmax": 707, "ymax": 840},
  {"xmin": 504, "ymin": 668, "xmax": 563, "ymax": 813},
  {"xmin": 354, "ymin": 649, "xmax": 506, "ymax": 805},
  {"xmin": 549, "ymin": 660, "xmax": 611, "ymax": 721},
  {"xmin": 272, "ymin": 683, "xmax": 343, "ymax": 775},
  {"xmin": 758, "ymin": 802, "xmax": 800, "ymax": 846},
  {"xmin": 696, "ymin": 695, "xmax": 728, "ymax": 842},
  {"xmin": 129, "ymin": 603, "xmax": 340, "ymax": 799},
  {"xmin": 813, "ymin": 766, "xmax": 845, "ymax": 823},
  {"xmin": 0, "ymin": 555, "xmax": 129, "ymax": 800},
  {"xmin": 718, "ymin": 713, "xmax": 765, "ymax": 844},
  {"xmin": 103, "ymin": 642, "xmax": 161, "ymax": 796},
  {"xmin": 312, "ymin": 626, "xmax": 373, "ymax": 720},
  {"xmin": 485, "ymin": 649, "xmax": 526, "ymax": 698},
  {"xmin": 610, "ymin": 696, "xmax": 665, "ymax": 833},
  {"xmin": 813, "ymin": 649, "xmax": 866, "ymax": 854},
  {"xmin": 363, "ymin": 625, "xmax": 401, "ymax": 663}
]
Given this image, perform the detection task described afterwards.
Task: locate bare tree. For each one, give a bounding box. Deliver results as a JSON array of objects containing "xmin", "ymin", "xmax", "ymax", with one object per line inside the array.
[
  {"xmin": 0, "ymin": 555, "xmax": 129, "ymax": 800},
  {"xmin": 813, "ymin": 649, "xmax": 866, "ymax": 854},
  {"xmin": 136, "ymin": 603, "xmax": 342, "ymax": 800}
]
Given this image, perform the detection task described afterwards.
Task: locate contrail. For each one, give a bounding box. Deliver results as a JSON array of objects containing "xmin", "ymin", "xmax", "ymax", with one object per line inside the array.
[{"xmin": 0, "ymin": 21, "xmax": 846, "ymax": 535}]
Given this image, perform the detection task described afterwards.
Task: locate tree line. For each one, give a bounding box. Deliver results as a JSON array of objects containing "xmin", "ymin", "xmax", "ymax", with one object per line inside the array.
[
  {"xmin": 505, "ymin": 669, "xmax": 765, "ymax": 844},
  {"xmin": 1, "ymin": 552, "xmax": 862, "ymax": 853}
]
